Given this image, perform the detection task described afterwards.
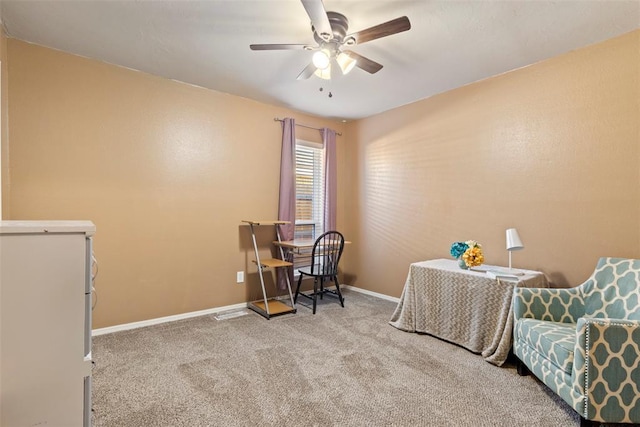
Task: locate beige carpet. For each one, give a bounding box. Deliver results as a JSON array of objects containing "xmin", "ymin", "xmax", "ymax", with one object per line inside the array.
[{"xmin": 92, "ymin": 289, "xmax": 582, "ymax": 426}]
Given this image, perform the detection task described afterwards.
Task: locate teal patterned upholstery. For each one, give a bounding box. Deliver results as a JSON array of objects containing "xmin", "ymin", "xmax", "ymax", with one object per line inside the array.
[{"xmin": 513, "ymin": 257, "xmax": 640, "ymax": 425}]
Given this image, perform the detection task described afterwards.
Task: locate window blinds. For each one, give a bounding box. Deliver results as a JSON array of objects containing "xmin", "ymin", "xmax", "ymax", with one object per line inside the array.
[{"xmin": 295, "ymin": 142, "xmax": 324, "ymax": 240}]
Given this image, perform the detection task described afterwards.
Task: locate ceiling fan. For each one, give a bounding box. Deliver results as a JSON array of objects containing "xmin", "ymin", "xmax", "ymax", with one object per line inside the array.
[{"xmin": 250, "ymin": 0, "xmax": 411, "ymax": 80}]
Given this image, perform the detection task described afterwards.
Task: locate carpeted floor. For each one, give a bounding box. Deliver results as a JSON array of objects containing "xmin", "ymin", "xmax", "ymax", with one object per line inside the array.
[{"xmin": 92, "ymin": 289, "xmax": 583, "ymax": 426}]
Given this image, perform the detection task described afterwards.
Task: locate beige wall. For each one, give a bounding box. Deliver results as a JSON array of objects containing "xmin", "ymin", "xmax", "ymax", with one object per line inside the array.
[
  {"xmin": 4, "ymin": 31, "xmax": 639, "ymax": 327},
  {"xmin": 0, "ymin": 27, "xmax": 8, "ymax": 218},
  {"xmin": 5, "ymin": 40, "xmax": 347, "ymax": 328},
  {"xmin": 343, "ymin": 30, "xmax": 640, "ymax": 296}
]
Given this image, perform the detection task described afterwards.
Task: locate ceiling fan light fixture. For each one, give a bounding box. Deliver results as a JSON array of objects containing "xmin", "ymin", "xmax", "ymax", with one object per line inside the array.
[
  {"xmin": 314, "ymin": 64, "xmax": 332, "ymax": 80},
  {"xmin": 250, "ymin": 2, "xmax": 412, "ymax": 82},
  {"xmin": 336, "ymin": 52, "xmax": 357, "ymax": 75},
  {"xmin": 312, "ymin": 49, "xmax": 331, "ymax": 69}
]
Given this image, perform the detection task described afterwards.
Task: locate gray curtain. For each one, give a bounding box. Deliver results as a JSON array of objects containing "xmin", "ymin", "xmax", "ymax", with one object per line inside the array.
[
  {"xmin": 322, "ymin": 127, "xmax": 337, "ymax": 232},
  {"xmin": 277, "ymin": 118, "xmax": 296, "ymax": 289}
]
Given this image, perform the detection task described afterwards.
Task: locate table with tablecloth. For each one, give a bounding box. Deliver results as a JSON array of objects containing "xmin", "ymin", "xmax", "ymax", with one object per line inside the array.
[{"xmin": 389, "ymin": 258, "xmax": 548, "ymax": 366}]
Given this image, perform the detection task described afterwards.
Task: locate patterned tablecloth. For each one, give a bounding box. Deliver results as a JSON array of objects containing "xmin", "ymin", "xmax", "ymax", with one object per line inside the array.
[{"xmin": 389, "ymin": 258, "xmax": 548, "ymax": 366}]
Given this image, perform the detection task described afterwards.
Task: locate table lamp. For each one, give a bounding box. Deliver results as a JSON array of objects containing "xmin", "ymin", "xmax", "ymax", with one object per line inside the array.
[{"xmin": 506, "ymin": 228, "xmax": 524, "ymax": 274}]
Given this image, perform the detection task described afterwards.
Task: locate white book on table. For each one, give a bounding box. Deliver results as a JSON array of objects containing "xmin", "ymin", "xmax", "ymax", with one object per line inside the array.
[{"xmin": 486, "ymin": 270, "xmax": 521, "ymax": 281}]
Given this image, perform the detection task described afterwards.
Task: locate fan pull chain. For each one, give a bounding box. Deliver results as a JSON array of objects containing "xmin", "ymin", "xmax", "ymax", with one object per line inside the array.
[{"xmin": 319, "ymin": 87, "xmax": 333, "ymax": 98}]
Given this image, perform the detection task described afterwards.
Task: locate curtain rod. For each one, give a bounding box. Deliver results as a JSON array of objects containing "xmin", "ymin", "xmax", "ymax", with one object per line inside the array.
[{"xmin": 274, "ymin": 118, "xmax": 342, "ymax": 136}]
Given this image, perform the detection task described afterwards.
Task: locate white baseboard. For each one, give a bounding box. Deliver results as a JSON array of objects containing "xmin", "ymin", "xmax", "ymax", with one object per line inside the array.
[
  {"xmin": 93, "ymin": 286, "xmax": 398, "ymax": 336},
  {"xmin": 92, "ymin": 302, "xmax": 248, "ymax": 336},
  {"xmin": 342, "ymin": 284, "xmax": 400, "ymax": 303}
]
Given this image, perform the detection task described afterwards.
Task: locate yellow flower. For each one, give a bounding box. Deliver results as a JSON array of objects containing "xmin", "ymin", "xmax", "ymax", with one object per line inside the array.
[{"xmin": 462, "ymin": 246, "xmax": 484, "ymax": 267}]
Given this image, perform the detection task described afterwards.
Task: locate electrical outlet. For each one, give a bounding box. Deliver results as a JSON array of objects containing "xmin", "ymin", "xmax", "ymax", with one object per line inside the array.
[{"xmin": 236, "ymin": 271, "xmax": 244, "ymax": 284}]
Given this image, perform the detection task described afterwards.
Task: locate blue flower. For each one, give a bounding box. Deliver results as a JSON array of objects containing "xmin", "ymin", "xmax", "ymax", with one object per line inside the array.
[{"xmin": 450, "ymin": 241, "xmax": 469, "ymax": 259}]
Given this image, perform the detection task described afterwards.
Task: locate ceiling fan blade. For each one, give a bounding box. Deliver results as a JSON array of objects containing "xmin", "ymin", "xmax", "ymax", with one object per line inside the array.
[
  {"xmin": 296, "ymin": 62, "xmax": 317, "ymax": 80},
  {"xmin": 343, "ymin": 50, "xmax": 383, "ymax": 74},
  {"xmin": 250, "ymin": 44, "xmax": 312, "ymax": 50},
  {"xmin": 301, "ymin": 0, "xmax": 332, "ymax": 41},
  {"xmin": 347, "ymin": 16, "xmax": 411, "ymax": 45}
]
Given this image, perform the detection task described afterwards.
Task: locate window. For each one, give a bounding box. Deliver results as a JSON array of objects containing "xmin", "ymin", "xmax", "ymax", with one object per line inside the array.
[{"xmin": 295, "ymin": 140, "xmax": 324, "ymax": 240}]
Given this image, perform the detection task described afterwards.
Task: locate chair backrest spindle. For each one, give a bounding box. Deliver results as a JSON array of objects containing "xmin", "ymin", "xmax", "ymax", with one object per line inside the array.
[{"xmin": 310, "ymin": 231, "xmax": 345, "ymax": 276}]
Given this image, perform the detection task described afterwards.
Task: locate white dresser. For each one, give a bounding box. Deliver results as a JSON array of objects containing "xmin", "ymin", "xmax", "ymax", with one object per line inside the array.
[{"xmin": 0, "ymin": 220, "xmax": 96, "ymax": 427}]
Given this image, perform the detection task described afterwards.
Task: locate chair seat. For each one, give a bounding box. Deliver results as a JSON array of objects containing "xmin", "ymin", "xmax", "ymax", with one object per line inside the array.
[
  {"xmin": 515, "ymin": 319, "xmax": 576, "ymax": 374},
  {"xmin": 298, "ymin": 264, "xmax": 334, "ymax": 277}
]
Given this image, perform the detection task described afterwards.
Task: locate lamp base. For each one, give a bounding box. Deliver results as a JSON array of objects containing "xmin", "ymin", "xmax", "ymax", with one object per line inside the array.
[{"xmin": 507, "ymin": 251, "xmax": 525, "ymax": 275}]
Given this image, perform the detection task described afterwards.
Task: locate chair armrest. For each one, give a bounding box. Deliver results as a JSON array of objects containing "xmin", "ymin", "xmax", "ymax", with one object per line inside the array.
[
  {"xmin": 572, "ymin": 318, "xmax": 640, "ymax": 423},
  {"xmin": 513, "ymin": 286, "xmax": 583, "ymax": 323}
]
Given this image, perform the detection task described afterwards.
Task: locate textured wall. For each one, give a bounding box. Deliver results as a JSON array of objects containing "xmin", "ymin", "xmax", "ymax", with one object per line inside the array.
[
  {"xmin": 0, "ymin": 28, "xmax": 8, "ymax": 218},
  {"xmin": 343, "ymin": 30, "xmax": 639, "ymax": 295},
  {"xmin": 5, "ymin": 31, "xmax": 640, "ymax": 327},
  {"xmin": 6, "ymin": 40, "xmax": 346, "ymax": 328}
]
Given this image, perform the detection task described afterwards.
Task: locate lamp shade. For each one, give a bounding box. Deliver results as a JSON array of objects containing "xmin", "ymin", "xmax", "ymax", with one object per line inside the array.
[
  {"xmin": 336, "ymin": 52, "xmax": 357, "ymax": 75},
  {"xmin": 313, "ymin": 64, "xmax": 331, "ymax": 80},
  {"xmin": 506, "ymin": 228, "xmax": 524, "ymax": 251},
  {"xmin": 312, "ymin": 50, "xmax": 331, "ymax": 70}
]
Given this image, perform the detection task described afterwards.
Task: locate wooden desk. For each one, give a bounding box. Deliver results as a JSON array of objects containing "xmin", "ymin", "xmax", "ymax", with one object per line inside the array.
[
  {"xmin": 273, "ymin": 239, "xmax": 351, "ymax": 269},
  {"xmin": 273, "ymin": 239, "xmax": 316, "ymax": 253},
  {"xmin": 389, "ymin": 258, "xmax": 547, "ymax": 366},
  {"xmin": 273, "ymin": 239, "xmax": 351, "ymax": 251}
]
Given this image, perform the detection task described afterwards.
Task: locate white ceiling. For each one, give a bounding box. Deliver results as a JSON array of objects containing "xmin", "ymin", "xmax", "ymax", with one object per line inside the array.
[{"xmin": 1, "ymin": 0, "xmax": 638, "ymax": 121}]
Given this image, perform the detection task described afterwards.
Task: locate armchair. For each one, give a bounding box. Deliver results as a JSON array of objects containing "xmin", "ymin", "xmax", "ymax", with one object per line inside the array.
[{"xmin": 513, "ymin": 257, "xmax": 640, "ymax": 426}]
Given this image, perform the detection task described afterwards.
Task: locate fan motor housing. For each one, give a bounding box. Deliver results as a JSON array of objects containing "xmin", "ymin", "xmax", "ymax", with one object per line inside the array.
[{"xmin": 313, "ymin": 11, "xmax": 349, "ymax": 44}]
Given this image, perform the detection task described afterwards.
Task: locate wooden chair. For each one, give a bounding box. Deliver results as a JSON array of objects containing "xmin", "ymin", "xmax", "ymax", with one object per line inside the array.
[{"xmin": 294, "ymin": 231, "xmax": 345, "ymax": 314}]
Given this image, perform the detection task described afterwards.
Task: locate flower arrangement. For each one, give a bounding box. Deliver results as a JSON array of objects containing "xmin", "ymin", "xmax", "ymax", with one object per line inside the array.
[{"xmin": 450, "ymin": 240, "xmax": 484, "ymax": 268}]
